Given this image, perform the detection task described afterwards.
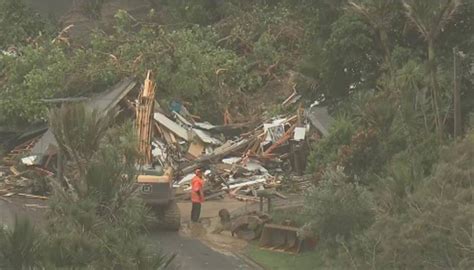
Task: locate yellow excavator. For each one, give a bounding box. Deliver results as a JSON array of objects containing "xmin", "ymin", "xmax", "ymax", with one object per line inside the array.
[{"xmin": 135, "ymin": 71, "xmax": 180, "ymax": 231}]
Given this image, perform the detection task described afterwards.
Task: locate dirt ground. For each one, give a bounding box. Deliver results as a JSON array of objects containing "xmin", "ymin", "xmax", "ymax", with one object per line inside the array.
[{"xmin": 177, "ymin": 197, "xmax": 256, "ymax": 255}]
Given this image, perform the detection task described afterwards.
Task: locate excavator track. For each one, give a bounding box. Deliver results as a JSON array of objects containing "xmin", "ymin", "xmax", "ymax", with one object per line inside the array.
[
  {"xmin": 161, "ymin": 200, "xmax": 181, "ymax": 231},
  {"xmin": 149, "ymin": 200, "xmax": 181, "ymax": 231}
]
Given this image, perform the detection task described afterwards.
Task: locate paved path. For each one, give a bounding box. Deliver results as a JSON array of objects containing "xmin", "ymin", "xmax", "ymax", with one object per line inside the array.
[
  {"xmin": 0, "ymin": 198, "xmax": 46, "ymax": 229},
  {"xmin": 149, "ymin": 231, "xmax": 254, "ymax": 270},
  {"xmin": 0, "ymin": 200, "xmax": 15, "ymax": 228},
  {"xmin": 0, "ymin": 198, "xmax": 260, "ymax": 270}
]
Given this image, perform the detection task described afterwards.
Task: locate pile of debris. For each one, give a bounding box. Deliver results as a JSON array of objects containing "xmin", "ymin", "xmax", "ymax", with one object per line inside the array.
[
  {"xmin": 168, "ymin": 103, "xmax": 333, "ymax": 201},
  {"xmin": 1, "ymin": 76, "xmax": 334, "ymax": 201}
]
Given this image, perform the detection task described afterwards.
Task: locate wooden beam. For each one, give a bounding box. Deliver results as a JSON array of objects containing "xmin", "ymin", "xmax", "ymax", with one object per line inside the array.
[{"xmin": 262, "ymin": 124, "xmax": 296, "ymax": 156}]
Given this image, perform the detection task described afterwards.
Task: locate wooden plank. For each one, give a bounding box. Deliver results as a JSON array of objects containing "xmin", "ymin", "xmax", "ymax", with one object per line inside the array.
[
  {"xmin": 205, "ymin": 191, "xmax": 227, "ymax": 200},
  {"xmin": 274, "ymin": 191, "xmax": 287, "ymax": 199},
  {"xmin": 188, "ymin": 142, "xmax": 205, "ymax": 158},
  {"xmin": 10, "ymin": 166, "xmax": 21, "ymax": 176},
  {"xmin": 234, "ymin": 195, "xmax": 260, "ymax": 202},
  {"xmin": 161, "ymin": 128, "xmax": 174, "ymax": 145},
  {"xmin": 24, "ymin": 204, "xmax": 48, "ymax": 209},
  {"xmin": 0, "ymin": 196, "xmax": 12, "ymax": 203},
  {"xmin": 136, "ymin": 70, "xmax": 156, "ymax": 165},
  {"xmin": 181, "ymin": 138, "xmax": 251, "ymax": 175},
  {"xmin": 16, "ymin": 193, "xmax": 48, "ymax": 200},
  {"xmin": 262, "ymin": 223, "xmax": 299, "ymax": 231}
]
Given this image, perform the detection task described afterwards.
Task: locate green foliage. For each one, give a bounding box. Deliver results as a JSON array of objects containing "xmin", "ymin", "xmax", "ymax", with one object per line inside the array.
[
  {"xmin": 247, "ymin": 244, "xmax": 324, "ymax": 270},
  {"xmin": 50, "ymin": 104, "xmax": 116, "ymax": 163},
  {"xmin": 366, "ymin": 135, "xmax": 473, "ymax": 269},
  {"xmin": 320, "ymin": 133, "xmax": 474, "ymax": 270},
  {"xmin": 0, "ymin": 0, "xmax": 49, "ymax": 48},
  {"xmin": 78, "ymin": 0, "xmax": 105, "ymax": 19},
  {"xmin": 157, "ymin": 0, "xmax": 223, "ymax": 25},
  {"xmin": 338, "ymin": 128, "xmax": 385, "ymax": 184},
  {"xmin": 269, "ymin": 207, "xmax": 308, "ymax": 227},
  {"xmin": 306, "ymin": 117, "xmax": 355, "ymax": 175},
  {"xmin": 0, "ymin": 42, "xmax": 119, "ymax": 126},
  {"xmin": 319, "ymin": 14, "xmax": 380, "ymax": 98},
  {"xmin": 0, "ymin": 217, "xmax": 44, "ymax": 270},
  {"xmin": 0, "ymin": 0, "xmax": 472, "ymax": 268},
  {"xmin": 304, "ymin": 168, "xmax": 375, "ymax": 248},
  {"xmin": 39, "ymin": 103, "xmax": 173, "ymax": 269},
  {"xmin": 1, "ymin": 3, "xmax": 310, "ymax": 127},
  {"xmin": 50, "ymin": 103, "xmax": 118, "ymax": 197}
]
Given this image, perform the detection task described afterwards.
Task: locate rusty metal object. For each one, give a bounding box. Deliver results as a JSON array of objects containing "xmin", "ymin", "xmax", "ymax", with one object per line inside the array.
[{"xmin": 259, "ymin": 223, "xmax": 317, "ymax": 253}]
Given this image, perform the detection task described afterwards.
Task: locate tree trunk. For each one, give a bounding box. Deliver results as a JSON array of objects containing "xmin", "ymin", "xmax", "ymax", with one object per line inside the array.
[
  {"xmin": 428, "ymin": 39, "xmax": 443, "ymax": 140},
  {"xmin": 453, "ymin": 47, "xmax": 462, "ymax": 138},
  {"xmin": 379, "ymin": 29, "xmax": 393, "ymax": 81}
]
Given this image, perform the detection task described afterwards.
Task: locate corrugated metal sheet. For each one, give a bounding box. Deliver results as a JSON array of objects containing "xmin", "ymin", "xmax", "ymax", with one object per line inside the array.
[
  {"xmin": 154, "ymin": 112, "xmax": 189, "ymax": 141},
  {"xmin": 173, "ymin": 112, "xmax": 193, "ymax": 127},
  {"xmin": 194, "ymin": 122, "xmax": 216, "ymax": 130},
  {"xmin": 192, "ymin": 128, "xmax": 222, "ymax": 145},
  {"xmin": 305, "ymin": 106, "xmax": 334, "ymax": 136}
]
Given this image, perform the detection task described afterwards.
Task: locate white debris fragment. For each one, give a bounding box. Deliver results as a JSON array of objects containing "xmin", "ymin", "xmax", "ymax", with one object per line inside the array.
[
  {"xmin": 222, "ymin": 157, "xmax": 242, "ymax": 164},
  {"xmin": 21, "ymin": 155, "xmax": 39, "ymax": 166},
  {"xmin": 243, "ymin": 161, "xmax": 268, "ymax": 174},
  {"xmin": 177, "ymin": 173, "xmax": 195, "ymax": 186},
  {"xmin": 293, "ymin": 127, "xmax": 306, "ymax": 141}
]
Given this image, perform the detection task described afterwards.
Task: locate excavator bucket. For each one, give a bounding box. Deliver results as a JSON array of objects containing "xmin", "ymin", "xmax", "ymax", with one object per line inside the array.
[{"xmin": 259, "ymin": 224, "xmax": 316, "ymax": 253}]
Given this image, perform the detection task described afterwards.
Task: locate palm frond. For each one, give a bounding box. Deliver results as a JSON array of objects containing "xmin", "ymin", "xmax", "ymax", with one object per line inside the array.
[
  {"xmin": 403, "ymin": 0, "xmax": 463, "ymax": 40},
  {"xmin": 50, "ymin": 103, "xmax": 118, "ymax": 163},
  {"xmin": 347, "ymin": 0, "xmax": 395, "ymax": 29}
]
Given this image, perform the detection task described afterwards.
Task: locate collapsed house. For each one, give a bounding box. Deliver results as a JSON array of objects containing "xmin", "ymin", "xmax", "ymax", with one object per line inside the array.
[{"xmin": 1, "ymin": 75, "xmax": 334, "ymax": 203}]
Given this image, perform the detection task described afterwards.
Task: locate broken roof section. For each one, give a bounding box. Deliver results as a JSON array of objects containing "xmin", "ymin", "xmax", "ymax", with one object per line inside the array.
[
  {"xmin": 30, "ymin": 78, "xmax": 137, "ymax": 161},
  {"xmin": 154, "ymin": 112, "xmax": 189, "ymax": 141},
  {"xmin": 305, "ymin": 106, "xmax": 334, "ymax": 137}
]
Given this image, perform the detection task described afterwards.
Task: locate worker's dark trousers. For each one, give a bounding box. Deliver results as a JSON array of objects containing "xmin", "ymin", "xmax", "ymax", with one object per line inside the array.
[{"xmin": 191, "ymin": 202, "xmax": 201, "ymax": 222}]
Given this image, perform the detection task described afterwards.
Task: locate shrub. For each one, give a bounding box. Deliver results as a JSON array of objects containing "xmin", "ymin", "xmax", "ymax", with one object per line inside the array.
[
  {"xmin": 337, "ymin": 127, "xmax": 385, "ymax": 185},
  {"xmin": 336, "ymin": 133, "xmax": 474, "ymax": 269},
  {"xmin": 306, "ymin": 117, "xmax": 354, "ymax": 176},
  {"xmin": 0, "ymin": 217, "xmax": 44, "ymax": 269},
  {"xmin": 42, "ymin": 103, "xmax": 173, "ymax": 269},
  {"xmin": 304, "ymin": 168, "xmax": 375, "ymax": 249}
]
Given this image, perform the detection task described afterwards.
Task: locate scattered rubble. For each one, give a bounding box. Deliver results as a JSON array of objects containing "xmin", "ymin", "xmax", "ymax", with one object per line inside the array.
[{"xmin": 1, "ymin": 74, "xmax": 334, "ymax": 208}]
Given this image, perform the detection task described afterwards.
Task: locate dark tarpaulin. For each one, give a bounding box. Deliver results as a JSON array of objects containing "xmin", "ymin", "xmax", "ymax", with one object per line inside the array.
[{"xmin": 0, "ymin": 124, "xmax": 48, "ymax": 154}]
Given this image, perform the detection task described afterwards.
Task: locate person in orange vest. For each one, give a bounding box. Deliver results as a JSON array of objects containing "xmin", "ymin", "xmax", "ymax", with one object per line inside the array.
[{"xmin": 191, "ymin": 168, "xmax": 205, "ymax": 223}]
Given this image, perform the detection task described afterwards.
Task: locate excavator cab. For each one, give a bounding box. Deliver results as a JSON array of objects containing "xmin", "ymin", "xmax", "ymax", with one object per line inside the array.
[
  {"xmin": 136, "ymin": 165, "xmax": 181, "ymax": 231},
  {"xmin": 137, "ymin": 166, "xmax": 173, "ymax": 204}
]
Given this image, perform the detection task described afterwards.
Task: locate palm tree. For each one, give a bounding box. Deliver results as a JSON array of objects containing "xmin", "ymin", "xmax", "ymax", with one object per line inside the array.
[
  {"xmin": 348, "ymin": 0, "xmax": 397, "ymax": 78},
  {"xmin": 402, "ymin": 0, "xmax": 463, "ymax": 139},
  {"xmin": 50, "ymin": 103, "xmax": 117, "ymax": 197}
]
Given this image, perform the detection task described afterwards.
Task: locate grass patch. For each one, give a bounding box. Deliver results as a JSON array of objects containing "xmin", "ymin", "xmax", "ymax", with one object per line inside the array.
[{"xmin": 246, "ymin": 244, "xmax": 323, "ymax": 270}]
